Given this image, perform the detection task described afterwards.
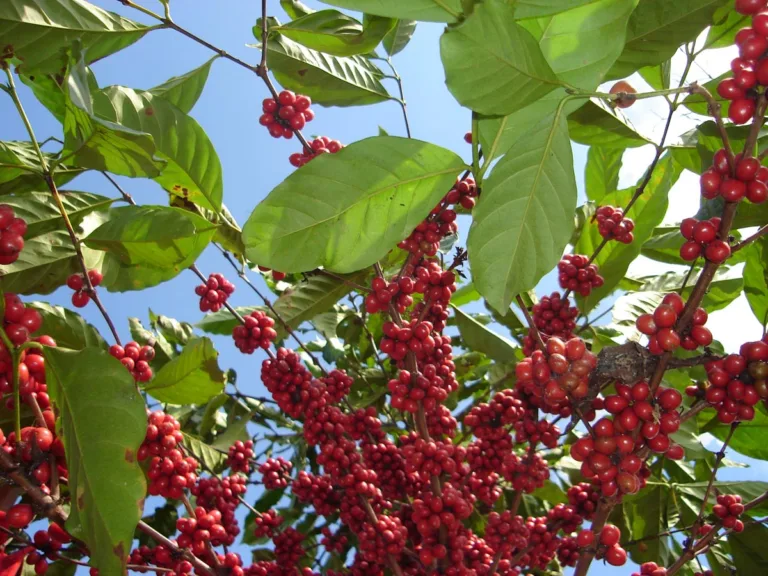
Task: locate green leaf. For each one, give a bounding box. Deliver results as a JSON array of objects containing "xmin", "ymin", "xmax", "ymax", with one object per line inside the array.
[
  {"xmin": 477, "ymin": 91, "xmax": 570, "ymax": 164},
  {"xmin": 0, "ymin": 0, "xmax": 151, "ymax": 74},
  {"xmin": 0, "ymin": 141, "xmax": 84, "ymax": 195},
  {"xmin": 625, "ymin": 268, "xmax": 744, "ymax": 313},
  {"xmin": 704, "ymin": 8, "xmax": 749, "ymax": 50},
  {"xmin": 382, "ymin": 19, "xmax": 417, "ymax": 56},
  {"xmin": 733, "ymin": 201, "xmax": 768, "ymax": 228},
  {"xmin": 319, "ymin": 0, "xmax": 461, "ymax": 23},
  {"xmin": 62, "ymin": 52, "xmax": 165, "ymax": 179},
  {"xmin": 28, "ymin": 302, "xmax": 106, "ymax": 350},
  {"xmin": 84, "ymin": 206, "xmax": 217, "ymax": 291},
  {"xmin": 92, "ymin": 86, "xmax": 223, "ymax": 211},
  {"xmin": 258, "ymin": 30, "xmax": 391, "ymax": 106},
  {"xmin": 704, "ymin": 407, "xmax": 768, "ymax": 461},
  {"xmin": 200, "ymin": 394, "xmax": 229, "ymax": 436},
  {"xmin": 243, "ymin": 136, "xmax": 465, "ymax": 273},
  {"xmin": 0, "ymin": 191, "xmax": 115, "ymax": 238},
  {"xmin": 624, "ymin": 485, "xmax": 675, "ymax": 566},
  {"xmin": 0, "ymin": 221, "xmax": 104, "ymax": 295},
  {"xmin": 638, "ymin": 59, "xmax": 671, "ymax": 90},
  {"xmin": 274, "ymin": 11, "xmax": 395, "ymax": 56},
  {"xmin": 468, "ymin": 104, "xmax": 577, "ymax": 312},
  {"xmin": 440, "ymin": 1, "xmax": 560, "ymax": 116},
  {"xmin": 744, "ymin": 238, "xmax": 768, "ymax": 328},
  {"xmin": 608, "ymin": 0, "xmax": 726, "ymax": 79},
  {"xmin": 181, "ymin": 432, "xmax": 227, "ymax": 473},
  {"xmin": 149, "ymin": 310, "xmax": 195, "ymax": 347},
  {"xmin": 19, "ymin": 72, "xmax": 67, "ymax": 123},
  {"xmin": 273, "ymin": 273, "xmax": 364, "ymax": 336},
  {"xmin": 676, "ymin": 481, "xmax": 768, "ymax": 516},
  {"xmin": 147, "ymin": 56, "xmax": 218, "ymax": 114},
  {"xmin": 452, "ymin": 305, "xmax": 517, "ymax": 363},
  {"xmin": 144, "ymin": 338, "xmax": 225, "ymax": 405},
  {"xmin": 282, "ymin": 0, "xmax": 315, "ymax": 18},
  {"xmin": 45, "ymin": 347, "xmax": 146, "ymax": 576},
  {"xmin": 729, "ymin": 522, "xmax": 768, "ymax": 575},
  {"xmin": 585, "ymin": 146, "xmax": 623, "ymax": 202},
  {"xmin": 575, "ymin": 154, "xmax": 682, "ymax": 314},
  {"xmin": 525, "ymin": 0, "xmax": 638, "ymax": 89},
  {"xmin": 511, "ymin": 0, "xmax": 603, "ymax": 19},
  {"xmin": 568, "ymin": 100, "xmax": 652, "ymax": 148},
  {"xmin": 451, "ymin": 283, "xmax": 482, "ymax": 307}
]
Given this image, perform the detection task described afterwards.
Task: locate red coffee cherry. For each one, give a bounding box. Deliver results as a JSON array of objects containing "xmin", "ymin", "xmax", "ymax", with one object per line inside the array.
[
  {"xmin": 195, "ymin": 273, "xmax": 235, "ymax": 312},
  {"xmin": 0, "ymin": 204, "xmax": 28, "ymax": 265},
  {"xmin": 609, "ymin": 81, "xmax": 636, "ymax": 108},
  {"xmin": 260, "ymin": 91, "xmax": 314, "ymax": 139}
]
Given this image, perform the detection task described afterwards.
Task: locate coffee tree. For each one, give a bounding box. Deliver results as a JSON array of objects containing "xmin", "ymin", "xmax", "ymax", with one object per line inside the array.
[{"xmin": 1, "ymin": 0, "xmax": 768, "ymax": 574}]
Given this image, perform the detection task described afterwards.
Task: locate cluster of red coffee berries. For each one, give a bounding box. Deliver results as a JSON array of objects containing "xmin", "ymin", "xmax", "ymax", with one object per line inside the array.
[
  {"xmin": 258, "ymin": 457, "xmax": 293, "ymax": 490},
  {"xmin": 109, "ymin": 341, "xmax": 154, "ymax": 381},
  {"xmin": 716, "ymin": 0, "xmax": 768, "ymax": 123},
  {"xmin": 679, "ymin": 216, "xmax": 732, "ymax": 263},
  {"xmin": 364, "ymin": 275, "xmax": 415, "ymax": 314},
  {"xmin": 177, "ymin": 507, "xmax": 229, "ymax": 555},
  {"xmin": 445, "ymin": 177, "xmax": 478, "ymax": 210},
  {"xmin": 636, "ymin": 293, "xmax": 712, "ymax": 353},
  {"xmin": 713, "ymin": 493, "xmax": 746, "ymax": 531},
  {"xmin": 140, "ymin": 411, "xmax": 199, "ymax": 498},
  {"xmin": 21, "ymin": 524, "xmax": 73, "ymax": 575},
  {"xmin": 226, "ymin": 440, "xmax": 254, "ymax": 473},
  {"xmin": 595, "ymin": 205, "xmax": 634, "ymax": 243},
  {"xmin": 631, "ymin": 561, "xmax": 668, "ymax": 576},
  {"xmin": 380, "ymin": 320, "xmax": 435, "ymax": 362},
  {"xmin": 700, "ymin": 340, "xmax": 768, "ymax": 422},
  {"xmin": 195, "ymin": 273, "xmax": 235, "ymax": 312},
  {"xmin": 523, "ymin": 292, "xmax": 578, "ymax": 355},
  {"xmin": 259, "ymin": 90, "xmax": 313, "ymax": 138},
  {"xmin": 0, "ymin": 204, "xmax": 27, "ymax": 265},
  {"xmin": 557, "ymin": 254, "xmax": 604, "ymax": 296},
  {"xmin": 66, "ymin": 269, "xmax": 103, "ymax": 308},
  {"xmin": 289, "ymin": 136, "xmax": 343, "ymax": 167},
  {"xmin": 700, "ymin": 149, "xmax": 768, "ymax": 204},
  {"xmin": 232, "ymin": 310, "xmax": 277, "ymax": 354},
  {"xmin": 515, "ymin": 337, "xmax": 596, "ymax": 409}
]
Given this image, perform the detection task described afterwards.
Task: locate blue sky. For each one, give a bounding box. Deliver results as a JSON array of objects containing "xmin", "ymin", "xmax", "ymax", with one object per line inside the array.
[{"xmin": 1, "ymin": 1, "xmax": 765, "ymax": 574}]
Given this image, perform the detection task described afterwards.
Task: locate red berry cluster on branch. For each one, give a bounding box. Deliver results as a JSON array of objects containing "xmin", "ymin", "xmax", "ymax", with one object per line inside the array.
[
  {"xmin": 0, "ymin": 204, "xmax": 27, "ymax": 265},
  {"xmin": 365, "ymin": 276, "xmax": 414, "ymax": 315},
  {"xmin": 700, "ymin": 149, "xmax": 768, "ymax": 204},
  {"xmin": 595, "ymin": 205, "xmax": 634, "ymax": 243},
  {"xmin": 227, "ymin": 440, "xmax": 254, "ymax": 473},
  {"xmin": 109, "ymin": 341, "xmax": 155, "ymax": 381},
  {"xmin": 232, "ymin": 310, "xmax": 277, "ymax": 354},
  {"xmin": 258, "ymin": 456, "xmax": 293, "ymax": 489},
  {"xmin": 679, "ymin": 216, "xmax": 732, "ymax": 263},
  {"xmin": 289, "ymin": 136, "xmax": 343, "ymax": 167},
  {"xmin": 636, "ymin": 293, "xmax": 712, "ymax": 354},
  {"xmin": 716, "ymin": 0, "xmax": 768, "ymax": 123},
  {"xmin": 259, "ymin": 90, "xmax": 313, "ymax": 138},
  {"xmin": 713, "ymin": 493, "xmax": 745, "ymax": 531},
  {"xmin": 557, "ymin": 254, "xmax": 604, "ymax": 296},
  {"xmin": 66, "ymin": 270, "xmax": 102, "ymax": 308},
  {"xmin": 195, "ymin": 273, "xmax": 235, "ymax": 312},
  {"xmin": 516, "ymin": 336, "xmax": 596, "ymax": 410},
  {"xmin": 523, "ymin": 292, "xmax": 578, "ymax": 356},
  {"xmin": 700, "ymin": 340, "xmax": 767, "ymax": 422},
  {"xmin": 632, "ymin": 561, "xmax": 668, "ymax": 576}
]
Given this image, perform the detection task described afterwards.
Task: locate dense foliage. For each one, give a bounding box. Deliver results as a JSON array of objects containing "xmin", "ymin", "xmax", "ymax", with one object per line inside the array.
[{"xmin": 1, "ymin": 0, "xmax": 768, "ymax": 576}]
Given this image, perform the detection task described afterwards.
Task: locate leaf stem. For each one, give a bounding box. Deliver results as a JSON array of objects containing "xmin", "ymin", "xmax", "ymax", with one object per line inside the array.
[
  {"xmin": 385, "ymin": 57, "xmax": 411, "ymax": 138},
  {"xmin": 732, "ymin": 224, "xmax": 768, "ymax": 252}
]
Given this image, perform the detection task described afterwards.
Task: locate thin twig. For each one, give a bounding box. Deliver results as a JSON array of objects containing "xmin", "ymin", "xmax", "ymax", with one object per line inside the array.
[{"xmin": 732, "ymin": 224, "xmax": 768, "ymax": 252}]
